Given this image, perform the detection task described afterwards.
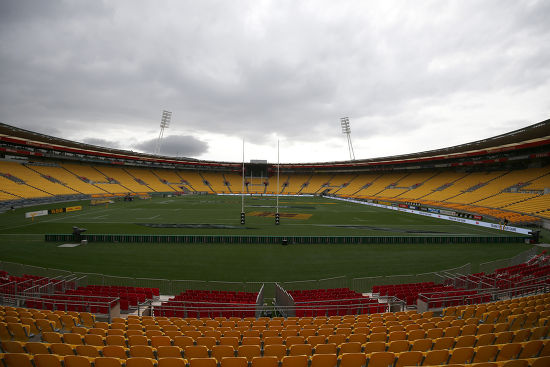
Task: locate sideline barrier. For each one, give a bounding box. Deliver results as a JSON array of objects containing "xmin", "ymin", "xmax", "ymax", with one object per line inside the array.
[
  {"xmin": 329, "ymin": 196, "xmax": 534, "ymax": 235},
  {"xmin": 44, "ymin": 233, "xmax": 528, "ymax": 244}
]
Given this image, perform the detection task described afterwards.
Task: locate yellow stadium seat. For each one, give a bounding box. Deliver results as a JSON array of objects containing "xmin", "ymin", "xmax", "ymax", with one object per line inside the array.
[
  {"xmin": 363, "ymin": 341, "xmax": 386, "ymax": 354},
  {"xmin": 477, "ymin": 323, "xmax": 495, "ymax": 335},
  {"xmin": 444, "ymin": 326, "xmax": 461, "ymax": 338},
  {"xmin": 76, "ymin": 344, "xmax": 102, "ymax": 358},
  {"xmin": 1, "ymin": 341, "xmax": 25, "ymax": 353},
  {"xmin": 34, "ymin": 354, "xmax": 64, "ymax": 367},
  {"xmin": 289, "ymin": 344, "xmax": 313, "ymax": 356},
  {"xmin": 366, "ymin": 352, "xmax": 395, "ymax": 367},
  {"xmin": 476, "ymin": 333, "xmax": 496, "ymax": 347},
  {"xmin": 496, "ymin": 343, "xmax": 522, "ymax": 361},
  {"xmin": 94, "ymin": 357, "xmax": 125, "ymax": 367},
  {"xmin": 326, "ymin": 334, "xmax": 346, "ymax": 346},
  {"xmin": 79, "ymin": 313, "xmax": 95, "ymax": 328},
  {"xmin": 210, "ymin": 345, "xmax": 234, "ymax": 362},
  {"xmin": 529, "ymin": 356, "xmax": 550, "ymax": 367},
  {"xmin": 128, "ymin": 335, "xmax": 150, "ymax": 347},
  {"xmin": 388, "ymin": 331, "xmax": 407, "ymax": 342},
  {"xmin": 513, "ymin": 329, "xmax": 531, "ymax": 343},
  {"xmin": 19, "ymin": 318, "xmax": 40, "ymax": 335},
  {"xmin": 84, "ymin": 334, "xmax": 105, "ymax": 346},
  {"xmin": 126, "ymin": 357, "xmax": 157, "ymax": 367},
  {"xmin": 394, "ymin": 351, "xmax": 422, "ymax": 367},
  {"xmin": 185, "ymin": 345, "xmax": 210, "ymax": 359},
  {"xmin": 315, "ymin": 343, "xmax": 337, "ymax": 355},
  {"xmin": 157, "ymin": 357, "xmax": 188, "ymax": 367},
  {"xmin": 455, "ymin": 335, "xmax": 476, "ymax": 348},
  {"xmin": 407, "ymin": 329, "xmax": 425, "ymax": 341},
  {"xmin": 151, "ymin": 336, "xmax": 172, "ymax": 348},
  {"xmin": 72, "ymin": 327, "xmax": 88, "ymax": 336},
  {"xmin": 494, "ymin": 331, "xmax": 514, "ymax": 345},
  {"xmin": 174, "ymin": 336, "xmax": 195, "ymax": 348},
  {"xmin": 50, "ymin": 343, "xmax": 76, "ymax": 356},
  {"xmin": 237, "ymin": 345, "xmax": 261, "ymax": 362},
  {"xmin": 3, "ymin": 353, "xmax": 34, "ymax": 367},
  {"xmin": 310, "ymin": 354, "xmax": 338, "ymax": 367},
  {"xmin": 422, "ymin": 349, "xmax": 449, "ymax": 366},
  {"xmin": 281, "ymin": 355, "xmax": 309, "ymax": 367},
  {"xmin": 220, "ymin": 356, "xmax": 248, "ymax": 367},
  {"xmin": 263, "ymin": 344, "xmax": 287, "ymax": 360},
  {"xmin": 88, "ymin": 328, "xmax": 108, "ymax": 336},
  {"xmin": 338, "ymin": 353, "xmax": 366, "ymax": 367},
  {"xmin": 6, "ymin": 323, "xmax": 32, "ymax": 341},
  {"xmin": 64, "ymin": 333, "xmax": 85, "ymax": 345},
  {"xmin": 347, "ymin": 333, "xmax": 367, "ymax": 344},
  {"xmin": 307, "ymin": 336, "xmax": 327, "ymax": 347},
  {"xmin": 145, "ymin": 330, "xmax": 164, "ymax": 338},
  {"xmin": 189, "ymin": 357, "xmax": 218, "ymax": 367},
  {"xmin": 387, "ymin": 340, "xmax": 409, "ymax": 354},
  {"xmin": 64, "ymin": 355, "xmax": 93, "ymax": 367},
  {"xmin": 102, "ymin": 345, "xmax": 129, "ymax": 359},
  {"xmin": 41, "ymin": 332, "xmax": 63, "ymax": 343},
  {"xmin": 448, "ymin": 346, "xmax": 474, "ymax": 364},
  {"xmin": 285, "ymin": 336, "xmax": 306, "ymax": 348},
  {"xmin": 432, "ymin": 336, "xmax": 454, "ymax": 350},
  {"xmin": 426, "ymin": 328, "xmax": 444, "ymax": 339},
  {"xmin": 25, "ymin": 342, "xmax": 51, "ymax": 355},
  {"xmin": 299, "ymin": 329, "xmax": 316, "ymax": 338},
  {"xmin": 252, "ymin": 357, "xmax": 280, "ymax": 367},
  {"xmin": 105, "ymin": 335, "xmax": 126, "ymax": 347},
  {"xmin": 473, "ymin": 345, "xmax": 499, "ymax": 363},
  {"xmin": 498, "ymin": 360, "xmax": 529, "ymax": 367},
  {"xmin": 368, "ymin": 333, "xmax": 387, "ymax": 343},
  {"xmin": 130, "ymin": 345, "xmax": 157, "ymax": 359},
  {"xmin": 530, "ymin": 326, "xmax": 549, "ymax": 340},
  {"xmin": 518, "ymin": 340, "xmax": 544, "ymax": 359}
]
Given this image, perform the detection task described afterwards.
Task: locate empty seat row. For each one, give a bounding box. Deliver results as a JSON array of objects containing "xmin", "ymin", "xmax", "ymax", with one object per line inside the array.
[{"xmin": 1, "ymin": 350, "xmax": 549, "ymax": 367}]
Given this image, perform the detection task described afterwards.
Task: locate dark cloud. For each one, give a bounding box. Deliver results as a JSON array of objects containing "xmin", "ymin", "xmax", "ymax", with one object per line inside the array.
[{"xmin": 134, "ymin": 135, "xmax": 208, "ymax": 157}]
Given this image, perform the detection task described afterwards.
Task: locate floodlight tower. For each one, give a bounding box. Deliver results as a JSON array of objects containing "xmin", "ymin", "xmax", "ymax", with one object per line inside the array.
[
  {"xmin": 340, "ymin": 117, "xmax": 356, "ymax": 161},
  {"xmin": 155, "ymin": 110, "xmax": 172, "ymax": 155}
]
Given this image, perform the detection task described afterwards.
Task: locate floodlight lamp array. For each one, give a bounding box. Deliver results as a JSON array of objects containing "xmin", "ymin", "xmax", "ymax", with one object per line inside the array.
[
  {"xmin": 340, "ymin": 117, "xmax": 351, "ymax": 134},
  {"xmin": 160, "ymin": 110, "xmax": 172, "ymax": 129}
]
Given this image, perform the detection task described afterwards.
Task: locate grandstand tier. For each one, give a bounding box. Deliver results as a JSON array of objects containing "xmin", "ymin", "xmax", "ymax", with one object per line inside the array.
[
  {"xmin": 1, "ymin": 158, "xmax": 550, "ymax": 224},
  {"xmin": 1, "ymin": 290, "xmax": 549, "ymax": 367},
  {"xmin": 2, "ymin": 118, "xmax": 550, "ymax": 224}
]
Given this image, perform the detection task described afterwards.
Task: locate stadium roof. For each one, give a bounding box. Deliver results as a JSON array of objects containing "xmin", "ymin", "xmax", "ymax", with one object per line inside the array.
[{"xmin": 1, "ymin": 119, "xmax": 549, "ymax": 169}]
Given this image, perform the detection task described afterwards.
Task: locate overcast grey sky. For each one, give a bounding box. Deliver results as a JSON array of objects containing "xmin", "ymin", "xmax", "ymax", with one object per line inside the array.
[{"xmin": 1, "ymin": 0, "xmax": 549, "ymax": 163}]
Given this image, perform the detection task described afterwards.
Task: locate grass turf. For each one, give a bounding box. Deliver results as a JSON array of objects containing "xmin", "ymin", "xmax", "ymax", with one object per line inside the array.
[{"xmin": 0, "ymin": 195, "xmax": 533, "ymax": 283}]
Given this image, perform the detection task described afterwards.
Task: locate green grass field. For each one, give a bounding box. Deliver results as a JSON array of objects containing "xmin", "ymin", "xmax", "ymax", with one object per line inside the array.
[{"xmin": 0, "ymin": 195, "xmax": 534, "ymax": 283}]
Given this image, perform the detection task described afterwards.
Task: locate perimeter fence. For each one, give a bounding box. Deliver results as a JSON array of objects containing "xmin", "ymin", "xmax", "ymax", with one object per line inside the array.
[{"xmin": 478, "ymin": 246, "xmax": 539, "ymax": 273}]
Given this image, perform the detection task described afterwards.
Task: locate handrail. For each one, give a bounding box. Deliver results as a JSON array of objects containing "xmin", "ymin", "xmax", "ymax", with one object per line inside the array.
[
  {"xmin": 417, "ymin": 281, "xmax": 549, "ymax": 311},
  {"xmin": 0, "ymin": 291, "xmax": 120, "ymax": 322}
]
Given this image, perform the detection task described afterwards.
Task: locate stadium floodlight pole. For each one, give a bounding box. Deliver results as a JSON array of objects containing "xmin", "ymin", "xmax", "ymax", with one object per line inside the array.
[
  {"xmin": 241, "ymin": 139, "xmax": 245, "ymax": 225},
  {"xmin": 275, "ymin": 139, "xmax": 280, "ymax": 225},
  {"xmin": 155, "ymin": 110, "xmax": 172, "ymax": 155},
  {"xmin": 340, "ymin": 117, "xmax": 356, "ymax": 161}
]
